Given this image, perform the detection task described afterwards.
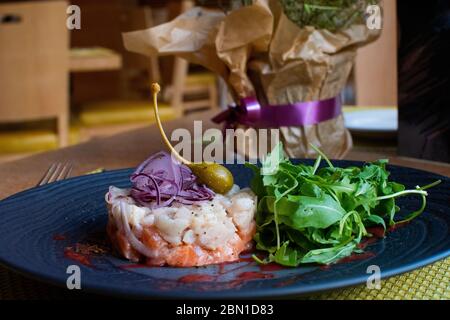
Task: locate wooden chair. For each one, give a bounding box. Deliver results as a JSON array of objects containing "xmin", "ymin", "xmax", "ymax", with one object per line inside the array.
[
  {"xmin": 159, "ymin": 0, "xmax": 219, "ymax": 115},
  {"xmin": 165, "ymin": 58, "xmax": 219, "ymax": 116},
  {"xmin": 75, "ymin": 5, "xmax": 177, "ymax": 139},
  {"xmin": 77, "ymin": 2, "xmax": 217, "ymax": 137},
  {"xmin": 138, "ymin": 1, "xmax": 219, "ymax": 115},
  {"xmin": 0, "ymin": 0, "xmax": 70, "ymax": 147}
]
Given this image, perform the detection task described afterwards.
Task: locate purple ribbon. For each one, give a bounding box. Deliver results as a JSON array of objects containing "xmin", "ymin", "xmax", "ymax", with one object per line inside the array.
[{"xmin": 212, "ymin": 96, "xmax": 342, "ymax": 129}]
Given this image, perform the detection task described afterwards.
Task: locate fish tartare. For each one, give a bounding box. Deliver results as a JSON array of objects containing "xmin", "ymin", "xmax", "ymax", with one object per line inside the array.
[{"xmin": 106, "ymin": 152, "xmax": 256, "ymax": 267}]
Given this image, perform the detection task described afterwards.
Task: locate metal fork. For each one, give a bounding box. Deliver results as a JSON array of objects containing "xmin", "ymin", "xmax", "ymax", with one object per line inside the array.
[{"xmin": 37, "ymin": 163, "xmax": 73, "ymax": 186}]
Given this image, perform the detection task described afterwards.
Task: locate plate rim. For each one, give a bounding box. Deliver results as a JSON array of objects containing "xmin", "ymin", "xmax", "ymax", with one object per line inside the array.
[{"xmin": 0, "ymin": 245, "xmax": 448, "ymax": 299}]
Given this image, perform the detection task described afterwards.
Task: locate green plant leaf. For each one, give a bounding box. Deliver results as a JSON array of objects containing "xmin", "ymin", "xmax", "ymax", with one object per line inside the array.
[
  {"xmin": 249, "ymin": 142, "xmax": 438, "ymax": 266},
  {"xmin": 366, "ymin": 214, "xmax": 387, "ymax": 229},
  {"xmin": 276, "ymin": 194, "xmax": 345, "ymax": 229},
  {"xmin": 300, "ymin": 241, "xmax": 357, "ymax": 264}
]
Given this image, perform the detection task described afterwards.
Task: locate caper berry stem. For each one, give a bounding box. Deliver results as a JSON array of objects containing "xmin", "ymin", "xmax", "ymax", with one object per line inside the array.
[
  {"xmin": 151, "ymin": 83, "xmax": 234, "ymax": 194},
  {"xmin": 151, "ymin": 83, "xmax": 191, "ymax": 166}
]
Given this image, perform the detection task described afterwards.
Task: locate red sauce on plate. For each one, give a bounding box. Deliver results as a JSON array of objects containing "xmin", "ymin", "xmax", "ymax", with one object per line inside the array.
[
  {"xmin": 259, "ymin": 262, "xmax": 286, "ymax": 272},
  {"xmin": 64, "ymin": 248, "xmax": 92, "ymax": 267},
  {"xmin": 178, "ymin": 252, "xmax": 279, "ymax": 283},
  {"xmin": 237, "ymin": 271, "xmax": 273, "ymax": 280},
  {"xmin": 366, "ymin": 226, "xmax": 386, "ymax": 238},
  {"xmin": 178, "ymin": 274, "xmax": 216, "ymax": 283},
  {"xmin": 357, "ymin": 236, "xmax": 380, "ymax": 249}
]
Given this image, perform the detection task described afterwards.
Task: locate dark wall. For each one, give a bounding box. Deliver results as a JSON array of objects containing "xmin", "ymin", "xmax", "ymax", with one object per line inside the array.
[{"xmin": 398, "ymin": 0, "xmax": 450, "ymax": 162}]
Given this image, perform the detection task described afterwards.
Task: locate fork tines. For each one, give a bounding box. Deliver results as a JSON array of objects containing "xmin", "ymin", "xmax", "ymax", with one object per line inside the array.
[{"xmin": 37, "ymin": 162, "xmax": 73, "ymax": 186}]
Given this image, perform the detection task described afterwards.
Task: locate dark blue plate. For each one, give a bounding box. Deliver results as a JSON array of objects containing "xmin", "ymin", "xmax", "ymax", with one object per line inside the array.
[{"xmin": 0, "ymin": 160, "xmax": 449, "ymax": 299}]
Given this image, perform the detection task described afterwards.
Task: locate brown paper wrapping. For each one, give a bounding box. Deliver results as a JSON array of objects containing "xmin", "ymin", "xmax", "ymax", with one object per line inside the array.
[{"xmin": 123, "ymin": 0, "xmax": 380, "ymax": 159}]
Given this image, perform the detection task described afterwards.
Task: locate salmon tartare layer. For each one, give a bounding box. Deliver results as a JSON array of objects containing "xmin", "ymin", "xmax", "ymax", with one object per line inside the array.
[{"xmin": 106, "ymin": 186, "xmax": 257, "ymax": 267}]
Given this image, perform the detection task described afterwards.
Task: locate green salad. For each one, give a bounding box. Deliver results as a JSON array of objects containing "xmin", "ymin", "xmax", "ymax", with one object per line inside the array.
[{"xmin": 246, "ymin": 143, "xmax": 441, "ymax": 266}]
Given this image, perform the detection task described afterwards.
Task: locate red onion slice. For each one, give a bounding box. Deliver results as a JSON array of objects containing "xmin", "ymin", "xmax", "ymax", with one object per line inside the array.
[{"xmin": 130, "ymin": 151, "xmax": 214, "ymax": 208}]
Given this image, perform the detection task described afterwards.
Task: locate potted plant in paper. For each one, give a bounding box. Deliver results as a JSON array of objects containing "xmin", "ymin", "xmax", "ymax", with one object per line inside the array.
[{"xmin": 123, "ymin": 0, "xmax": 381, "ymax": 159}]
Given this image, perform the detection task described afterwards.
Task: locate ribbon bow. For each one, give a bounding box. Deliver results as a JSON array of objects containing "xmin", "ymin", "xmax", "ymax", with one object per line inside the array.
[{"xmin": 212, "ymin": 96, "xmax": 342, "ymax": 130}]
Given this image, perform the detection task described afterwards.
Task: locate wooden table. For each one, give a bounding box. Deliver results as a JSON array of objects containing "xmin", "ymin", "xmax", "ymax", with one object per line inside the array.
[{"xmin": 0, "ymin": 110, "xmax": 449, "ymax": 200}]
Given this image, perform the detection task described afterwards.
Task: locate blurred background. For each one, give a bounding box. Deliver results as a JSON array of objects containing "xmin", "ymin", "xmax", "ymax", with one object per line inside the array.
[{"xmin": 0, "ymin": 0, "xmax": 447, "ymax": 164}]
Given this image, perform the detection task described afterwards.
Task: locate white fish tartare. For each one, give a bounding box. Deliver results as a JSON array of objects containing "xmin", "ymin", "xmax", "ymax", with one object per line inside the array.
[{"xmin": 106, "ymin": 185, "xmax": 256, "ymax": 267}]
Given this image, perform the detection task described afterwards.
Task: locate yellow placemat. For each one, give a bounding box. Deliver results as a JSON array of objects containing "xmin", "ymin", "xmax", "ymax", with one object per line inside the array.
[
  {"xmin": 305, "ymin": 257, "xmax": 450, "ymax": 300},
  {"xmin": 1, "ymin": 258, "xmax": 448, "ymax": 300}
]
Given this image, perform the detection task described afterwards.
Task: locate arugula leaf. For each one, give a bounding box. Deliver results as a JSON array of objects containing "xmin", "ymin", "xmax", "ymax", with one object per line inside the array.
[
  {"xmin": 261, "ymin": 142, "xmax": 285, "ymax": 176},
  {"xmin": 286, "ymin": 228, "xmax": 317, "ymax": 250},
  {"xmin": 276, "ymin": 194, "xmax": 345, "ymax": 229},
  {"xmin": 299, "ymin": 182, "xmax": 323, "ymax": 197},
  {"xmin": 300, "ymin": 241, "xmax": 357, "ymax": 264},
  {"xmin": 255, "ymin": 196, "xmax": 276, "ymax": 227},
  {"xmin": 272, "ymin": 241, "xmax": 301, "ymax": 267},
  {"xmin": 366, "ymin": 214, "xmax": 387, "ymax": 229},
  {"xmin": 245, "ymin": 163, "xmax": 265, "ymax": 198},
  {"xmin": 250, "ymin": 142, "xmax": 441, "ymax": 266},
  {"xmin": 254, "ymin": 230, "xmax": 277, "ymax": 253},
  {"xmin": 309, "ymin": 227, "xmax": 341, "ymax": 245}
]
